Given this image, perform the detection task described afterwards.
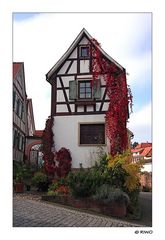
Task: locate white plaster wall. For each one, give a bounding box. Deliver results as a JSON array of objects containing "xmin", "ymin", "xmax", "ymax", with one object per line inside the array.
[
  {"xmin": 141, "ymin": 163, "xmax": 152, "ymax": 173},
  {"xmin": 57, "ymin": 61, "xmax": 71, "ymax": 74},
  {"xmin": 53, "ymin": 114, "xmax": 108, "ymax": 168},
  {"xmin": 79, "ymin": 37, "xmax": 89, "ymax": 45},
  {"xmin": 62, "ymin": 76, "xmax": 75, "ymax": 87},
  {"xmin": 80, "ymin": 60, "xmax": 90, "ymax": 73},
  {"xmin": 57, "ymin": 90, "xmax": 65, "ymax": 102},
  {"xmin": 56, "ymin": 104, "xmax": 68, "ymax": 112},
  {"xmin": 68, "ymin": 61, "xmax": 77, "ymax": 74},
  {"xmin": 69, "ymin": 48, "xmax": 77, "ymax": 58}
]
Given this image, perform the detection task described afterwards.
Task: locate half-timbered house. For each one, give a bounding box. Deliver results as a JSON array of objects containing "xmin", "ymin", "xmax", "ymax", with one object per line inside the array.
[
  {"xmin": 46, "ymin": 28, "xmax": 129, "ymax": 169},
  {"xmin": 13, "ymin": 62, "xmax": 28, "ymax": 163}
]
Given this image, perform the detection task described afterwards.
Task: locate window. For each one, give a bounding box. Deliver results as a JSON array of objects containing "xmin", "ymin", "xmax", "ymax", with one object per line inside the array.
[
  {"xmin": 16, "ymin": 98, "xmax": 24, "ymax": 118},
  {"xmin": 13, "ymin": 91, "xmax": 16, "ymax": 109},
  {"xmin": 16, "ymin": 98, "xmax": 20, "ymax": 116},
  {"xmin": 79, "ymin": 123, "xmax": 105, "ymax": 145},
  {"xmin": 78, "ymin": 81, "xmax": 92, "ymax": 99},
  {"xmin": 80, "ymin": 46, "xmax": 89, "ymax": 58},
  {"xmin": 69, "ymin": 79, "xmax": 101, "ymax": 100}
]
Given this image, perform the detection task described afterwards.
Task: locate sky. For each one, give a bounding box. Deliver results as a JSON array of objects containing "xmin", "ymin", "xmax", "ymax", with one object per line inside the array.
[{"xmin": 13, "ymin": 12, "xmax": 152, "ymax": 143}]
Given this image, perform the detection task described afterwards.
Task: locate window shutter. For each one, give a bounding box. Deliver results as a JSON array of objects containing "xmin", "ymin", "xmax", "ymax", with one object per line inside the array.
[
  {"xmin": 93, "ymin": 79, "xmax": 101, "ymax": 99},
  {"xmin": 69, "ymin": 80, "xmax": 77, "ymax": 100}
]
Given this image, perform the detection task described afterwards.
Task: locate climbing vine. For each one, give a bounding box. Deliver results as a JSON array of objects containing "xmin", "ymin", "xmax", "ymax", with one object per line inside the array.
[
  {"xmin": 42, "ymin": 118, "xmax": 72, "ymax": 176},
  {"xmin": 90, "ymin": 39, "xmax": 133, "ymax": 156}
]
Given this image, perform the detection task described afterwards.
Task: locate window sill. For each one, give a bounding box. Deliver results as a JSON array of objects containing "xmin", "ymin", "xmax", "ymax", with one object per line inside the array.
[
  {"xmin": 78, "ymin": 144, "xmax": 106, "ymax": 147},
  {"xmin": 75, "ymin": 100, "xmax": 96, "ymax": 106}
]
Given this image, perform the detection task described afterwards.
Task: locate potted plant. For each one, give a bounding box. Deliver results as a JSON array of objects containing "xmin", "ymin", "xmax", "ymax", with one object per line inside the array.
[
  {"xmin": 15, "ymin": 172, "xmax": 24, "ymax": 193},
  {"xmin": 32, "ymin": 172, "xmax": 49, "ymax": 192},
  {"xmin": 23, "ymin": 166, "xmax": 32, "ymax": 191}
]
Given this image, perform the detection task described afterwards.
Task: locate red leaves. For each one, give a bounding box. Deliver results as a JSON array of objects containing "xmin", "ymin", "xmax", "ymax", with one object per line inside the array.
[
  {"xmin": 56, "ymin": 148, "xmax": 72, "ymax": 178},
  {"xmin": 90, "ymin": 38, "xmax": 133, "ymax": 156},
  {"xmin": 42, "ymin": 118, "xmax": 72, "ymax": 177}
]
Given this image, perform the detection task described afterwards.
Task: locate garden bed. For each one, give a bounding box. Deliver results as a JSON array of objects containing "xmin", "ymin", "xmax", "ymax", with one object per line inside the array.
[{"xmin": 42, "ymin": 195, "xmax": 127, "ymax": 218}]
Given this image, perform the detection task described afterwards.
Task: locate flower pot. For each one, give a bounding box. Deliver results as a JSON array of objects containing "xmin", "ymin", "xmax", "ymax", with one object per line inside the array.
[{"xmin": 15, "ymin": 182, "xmax": 24, "ymax": 193}]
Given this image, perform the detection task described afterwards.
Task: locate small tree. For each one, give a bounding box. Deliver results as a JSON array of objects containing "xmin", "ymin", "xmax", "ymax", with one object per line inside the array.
[
  {"xmin": 56, "ymin": 148, "xmax": 72, "ymax": 178},
  {"xmin": 107, "ymin": 150, "xmax": 144, "ymax": 211},
  {"xmin": 132, "ymin": 142, "xmax": 139, "ymax": 149}
]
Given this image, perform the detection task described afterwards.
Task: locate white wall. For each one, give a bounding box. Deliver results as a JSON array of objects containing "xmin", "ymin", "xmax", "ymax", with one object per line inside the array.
[
  {"xmin": 141, "ymin": 162, "xmax": 152, "ymax": 173},
  {"xmin": 52, "ymin": 114, "xmax": 109, "ymax": 168}
]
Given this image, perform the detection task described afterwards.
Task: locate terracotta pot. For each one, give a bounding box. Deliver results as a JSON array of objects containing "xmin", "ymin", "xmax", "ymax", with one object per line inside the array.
[{"xmin": 15, "ymin": 183, "xmax": 24, "ymax": 193}]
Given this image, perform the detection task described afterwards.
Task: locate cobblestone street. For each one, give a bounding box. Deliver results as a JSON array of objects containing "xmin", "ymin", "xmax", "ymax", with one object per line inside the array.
[{"xmin": 13, "ymin": 194, "xmax": 143, "ymax": 227}]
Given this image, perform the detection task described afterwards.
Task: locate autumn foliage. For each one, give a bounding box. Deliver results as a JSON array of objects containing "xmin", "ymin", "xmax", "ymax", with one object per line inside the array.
[
  {"xmin": 90, "ymin": 39, "xmax": 133, "ymax": 156},
  {"xmin": 56, "ymin": 148, "xmax": 72, "ymax": 178},
  {"xmin": 42, "ymin": 118, "xmax": 72, "ymax": 176}
]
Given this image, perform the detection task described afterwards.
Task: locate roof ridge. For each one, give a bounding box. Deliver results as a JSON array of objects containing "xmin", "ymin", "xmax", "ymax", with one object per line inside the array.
[{"xmin": 46, "ymin": 28, "xmax": 124, "ymax": 80}]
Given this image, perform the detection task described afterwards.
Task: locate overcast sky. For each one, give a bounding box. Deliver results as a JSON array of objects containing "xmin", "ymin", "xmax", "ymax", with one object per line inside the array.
[{"xmin": 13, "ymin": 12, "xmax": 152, "ymax": 143}]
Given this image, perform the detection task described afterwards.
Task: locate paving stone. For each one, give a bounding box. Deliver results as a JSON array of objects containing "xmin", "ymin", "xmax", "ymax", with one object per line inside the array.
[{"xmin": 13, "ymin": 194, "xmax": 143, "ymax": 227}]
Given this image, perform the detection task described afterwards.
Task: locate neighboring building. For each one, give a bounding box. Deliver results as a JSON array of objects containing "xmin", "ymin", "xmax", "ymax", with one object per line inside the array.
[
  {"xmin": 26, "ymin": 130, "xmax": 43, "ymax": 166},
  {"xmin": 131, "ymin": 142, "xmax": 152, "ymax": 190},
  {"xmin": 46, "ymin": 28, "xmax": 131, "ymax": 169},
  {"xmin": 13, "ymin": 62, "xmax": 43, "ymax": 166},
  {"xmin": 25, "ymin": 99, "xmax": 43, "ymax": 165},
  {"xmin": 13, "ymin": 62, "xmax": 28, "ymax": 163},
  {"xmin": 26, "ymin": 98, "xmax": 35, "ymax": 136},
  {"xmin": 131, "ymin": 142, "xmax": 152, "ymax": 172}
]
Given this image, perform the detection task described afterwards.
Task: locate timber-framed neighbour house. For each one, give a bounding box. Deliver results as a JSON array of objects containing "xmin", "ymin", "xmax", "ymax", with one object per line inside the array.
[
  {"xmin": 13, "ymin": 62, "xmax": 28, "ymax": 163},
  {"xmin": 13, "ymin": 63, "xmax": 43, "ymax": 165},
  {"xmin": 46, "ymin": 28, "xmax": 131, "ymax": 169}
]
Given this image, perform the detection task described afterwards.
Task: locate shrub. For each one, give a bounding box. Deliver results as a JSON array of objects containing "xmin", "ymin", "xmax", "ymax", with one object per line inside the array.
[
  {"xmin": 67, "ymin": 169, "xmax": 95, "ymax": 198},
  {"xmin": 107, "ymin": 151, "xmax": 143, "ymax": 215},
  {"xmin": 48, "ymin": 182, "xmax": 59, "ymax": 192},
  {"xmin": 15, "ymin": 172, "xmax": 23, "ymax": 183},
  {"xmin": 48, "ymin": 181, "xmax": 70, "ymax": 196},
  {"xmin": 32, "ymin": 172, "xmax": 49, "ymax": 191},
  {"xmin": 56, "ymin": 148, "xmax": 72, "ymax": 178},
  {"xmin": 93, "ymin": 184, "xmax": 130, "ymax": 206},
  {"xmin": 107, "ymin": 150, "xmax": 142, "ymax": 193}
]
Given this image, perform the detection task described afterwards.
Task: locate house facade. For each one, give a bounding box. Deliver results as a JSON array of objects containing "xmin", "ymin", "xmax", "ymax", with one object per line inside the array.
[
  {"xmin": 25, "ymin": 98, "xmax": 43, "ymax": 166},
  {"xmin": 46, "ymin": 28, "xmax": 130, "ymax": 169},
  {"xmin": 13, "ymin": 63, "xmax": 43, "ymax": 166},
  {"xmin": 26, "ymin": 98, "xmax": 35, "ymax": 136},
  {"xmin": 131, "ymin": 142, "xmax": 152, "ymax": 172},
  {"xmin": 131, "ymin": 142, "xmax": 152, "ymax": 190},
  {"xmin": 13, "ymin": 62, "xmax": 28, "ymax": 163}
]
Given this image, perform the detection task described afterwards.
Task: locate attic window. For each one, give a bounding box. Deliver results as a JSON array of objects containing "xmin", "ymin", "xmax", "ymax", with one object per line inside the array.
[{"xmin": 80, "ymin": 46, "xmax": 89, "ymax": 58}]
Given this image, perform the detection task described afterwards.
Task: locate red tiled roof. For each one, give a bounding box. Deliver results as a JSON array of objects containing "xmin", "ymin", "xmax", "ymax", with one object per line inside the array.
[
  {"xmin": 34, "ymin": 130, "xmax": 43, "ymax": 138},
  {"xmin": 140, "ymin": 147, "xmax": 152, "ymax": 157},
  {"xmin": 13, "ymin": 62, "xmax": 23, "ymax": 79},
  {"xmin": 135, "ymin": 143, "xmax": 152, "ymax": 149},
  {"xmin": 131, "ymin": 148, "xmax": 143, "ymax": 153}
]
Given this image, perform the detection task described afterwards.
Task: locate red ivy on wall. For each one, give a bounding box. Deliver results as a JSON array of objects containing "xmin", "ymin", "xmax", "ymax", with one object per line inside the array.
[
  {"xmin": 90, "ymin": 39, "xmax": 133, "ymax": 156},
  {"xmin": 42, "ymin": 118, "xmax": 72, "ymax": 175}
]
